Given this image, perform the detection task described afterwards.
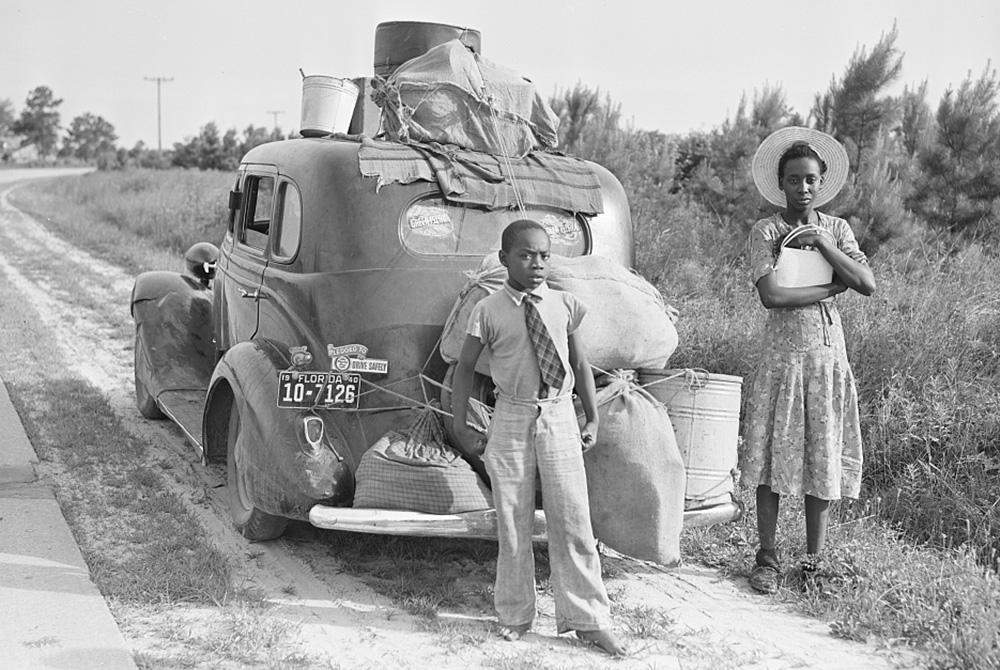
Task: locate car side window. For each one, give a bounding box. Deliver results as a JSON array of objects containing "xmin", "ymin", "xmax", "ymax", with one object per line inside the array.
[
  {"xmin": 241, "ymin": 175, "xmax": 274, "ymax": 251},
  {"xmin": 273, "ymin": 181, "xmax": 302, "ymax": 261},
  {"xmin": 228, "ymin": 174, "xmax": 241, "ymax": 233}
]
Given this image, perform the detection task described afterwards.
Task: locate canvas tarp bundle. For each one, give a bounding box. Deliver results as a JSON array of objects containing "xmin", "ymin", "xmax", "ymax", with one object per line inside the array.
[
  {"xmin": 547, "ymin": 255, "xmax": 678, "ymax": 371},
  {"xmin": 439, "ymin": 254, "xmax": 678, "ymax": 376},
  {"xmin": 354, "ymin": 408, "xmax": 493, "ymax": 515},
  {"xmin": 358, "ymin": 137, "xmax": 604, "ymax": 215},
  {"xmin": 581, "ymin": 372, "xmax": 686, "ymax": 566},
  {"xmin": 372, "ymin": 39, "xmax": 559, "ymax": 158},
  {"xmin": 439, "ymin": 255, "xmax": 508, "ymax": 376}
]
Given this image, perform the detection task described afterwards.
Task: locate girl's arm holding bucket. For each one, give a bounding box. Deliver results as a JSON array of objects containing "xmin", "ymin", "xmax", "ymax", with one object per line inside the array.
[
  {"xmin": 756, "ymin": 270, "xmax": 847, "ymax": 309},
  {"xmin": 786, "ymin": 226, "xmax": 876, "ymax": 297},
  {"xmin": 750, "ymin": 225, "xmax": 847, "ymax": 309}
]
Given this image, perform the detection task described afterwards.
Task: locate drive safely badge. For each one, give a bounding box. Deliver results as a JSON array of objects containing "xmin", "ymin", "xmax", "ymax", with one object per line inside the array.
[{"xmin": 328, "ymin": 343, "xmax": 388, "ymax": 376}]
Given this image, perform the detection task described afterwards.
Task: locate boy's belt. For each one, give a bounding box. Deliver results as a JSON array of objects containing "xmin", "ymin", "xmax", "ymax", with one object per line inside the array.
[{"xmin": 496, "ymin": 391, "xmax": 573, "ymax": 407}]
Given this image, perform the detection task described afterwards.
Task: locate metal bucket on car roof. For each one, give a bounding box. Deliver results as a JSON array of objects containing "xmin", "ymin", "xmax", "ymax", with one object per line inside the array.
[
  {"xmin": 638, "ymin": 368, "xmax": 742, "ymax": 509},
  {"xmin": 373, "ymin": 21, "xmax": 482, "ymax": 77},
  {"xmin": 299, "ymin": 75, "xmax": 360, "ymax": 138}
]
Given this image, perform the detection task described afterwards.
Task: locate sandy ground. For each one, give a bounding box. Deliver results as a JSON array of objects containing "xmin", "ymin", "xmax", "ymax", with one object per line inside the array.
[{"xmin": 0, "ymin": 168, "xmax": 915, "ymax": 669}]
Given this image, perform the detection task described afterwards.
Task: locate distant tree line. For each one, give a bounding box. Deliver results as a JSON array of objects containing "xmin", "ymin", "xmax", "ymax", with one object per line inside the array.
[
  {"xmin": 551, "ymin": 25, "xmax": 1000, "ymax": 254},
  {"xmin": 2, "ymin": 25, "xmax": 997, "ymax": 247},
  {"xmin": 0, "ymin": 86, "xmax": 285, "ymax": 170}
]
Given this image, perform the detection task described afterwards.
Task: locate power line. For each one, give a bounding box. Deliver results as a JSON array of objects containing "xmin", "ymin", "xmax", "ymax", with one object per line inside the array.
[{"xmin": 144, "ymin": 76, "xmax": 173, "ymax": 152}]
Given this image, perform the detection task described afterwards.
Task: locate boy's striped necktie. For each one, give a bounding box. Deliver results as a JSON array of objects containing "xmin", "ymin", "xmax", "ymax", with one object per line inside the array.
[{"xmin": 523, "ymin": 293, "xmax": 566, "ymax": 393}]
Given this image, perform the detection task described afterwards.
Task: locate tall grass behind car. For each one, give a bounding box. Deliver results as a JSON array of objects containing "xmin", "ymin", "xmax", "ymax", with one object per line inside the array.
[{"xmin": 9, "ymin": 168, "xmax": 233, "ymax": 275}]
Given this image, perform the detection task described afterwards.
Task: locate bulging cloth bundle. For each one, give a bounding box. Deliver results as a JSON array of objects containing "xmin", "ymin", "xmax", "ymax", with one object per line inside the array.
[{"xmin": 371, "ymin": 39, "xmax": 560, "ymax": 159}]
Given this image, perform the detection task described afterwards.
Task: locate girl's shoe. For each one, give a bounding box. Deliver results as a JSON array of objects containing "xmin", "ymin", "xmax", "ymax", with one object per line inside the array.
[
  {"xmin": 749, "ymin": 548, "xmax": 781, "ymax": 594},
  {"xmin": 798, "ymin": 553, "xmax": 834, "ymax": 595},
  {"xmin": 799, "ymin": 553, "xmax": 822, "ymax": 573}
]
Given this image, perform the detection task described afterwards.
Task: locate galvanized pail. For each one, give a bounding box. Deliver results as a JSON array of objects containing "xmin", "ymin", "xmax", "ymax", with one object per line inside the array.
[
  {"xmin": 638, "ymin": 368, "xmax": 742, "ymax": 508},
  {"xmin": 300, "ymin": 76, "xmax": 359, "ymax": 138}
]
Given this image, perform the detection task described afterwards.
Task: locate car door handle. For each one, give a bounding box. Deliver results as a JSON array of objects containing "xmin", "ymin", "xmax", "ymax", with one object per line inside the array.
[{"xmin": 238, "ymin": 288, "xmax": 266, "ymax": 300}]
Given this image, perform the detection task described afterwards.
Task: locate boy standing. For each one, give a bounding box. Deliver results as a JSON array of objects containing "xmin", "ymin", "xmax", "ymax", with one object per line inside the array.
[{"xmin": 452, "ymin": 220, "xmax": 625, "ymax": 656}]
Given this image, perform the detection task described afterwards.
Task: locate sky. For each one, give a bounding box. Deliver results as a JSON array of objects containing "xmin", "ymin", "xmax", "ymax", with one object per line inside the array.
[{"xmin": 2, "ymin": 0, "xmax": 999, "ymax": 150}]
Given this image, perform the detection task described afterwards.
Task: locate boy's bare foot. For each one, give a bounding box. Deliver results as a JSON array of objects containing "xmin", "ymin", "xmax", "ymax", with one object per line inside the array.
[
  {"xmin": 498, "ymin": 622, "xmax": 530, "ymax": 641},
  {"xmin": 576, "ymin": 629, "xmax": 627, "ymax": 656}
]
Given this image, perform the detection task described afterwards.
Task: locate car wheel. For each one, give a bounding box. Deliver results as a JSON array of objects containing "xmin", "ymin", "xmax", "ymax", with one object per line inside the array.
[
  {"xmin": 226, "ymin": 400, "xmax": 288, "ymax": 541},
  {"xmin": 134, "ymin": 337, "xmax": 165, "ymax": 419}
]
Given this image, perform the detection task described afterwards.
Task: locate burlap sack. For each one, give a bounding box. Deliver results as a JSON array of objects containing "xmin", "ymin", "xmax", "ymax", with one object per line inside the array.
[
  {"xmin": 548, "ymin": 255, "xmax": 677, "ymax": 372},
  {"xmin": 581, "ymin": 372, "xmax": 685, "ymax": 566},
  {"xmin": 439, "ymin": 255, "xmax": 507, "ymax": 376}
]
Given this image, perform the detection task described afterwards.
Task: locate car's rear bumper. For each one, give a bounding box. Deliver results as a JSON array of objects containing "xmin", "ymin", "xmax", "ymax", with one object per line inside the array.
[{"xmin": 308, "ymin": 496, "xmax": 743, "ymax": 542}]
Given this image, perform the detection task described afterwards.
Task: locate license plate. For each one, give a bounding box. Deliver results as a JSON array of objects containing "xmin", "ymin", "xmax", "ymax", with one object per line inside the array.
[{"xmin": 277, "ymin": 371, "xmax": 360, "ymax": 409}]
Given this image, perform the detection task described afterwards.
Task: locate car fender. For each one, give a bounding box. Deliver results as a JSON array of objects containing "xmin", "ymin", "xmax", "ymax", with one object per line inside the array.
[
  {"xmin": 204, "ymin": 339, "xmax": 355, "ymax": 520},
  {"xmin": 130, "ymin": 271, "xmax": 215, "ymax": 400}
]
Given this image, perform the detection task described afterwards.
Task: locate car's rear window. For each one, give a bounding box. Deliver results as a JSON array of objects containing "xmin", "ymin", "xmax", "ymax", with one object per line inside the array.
[{"xmin": 400, "ymin": 197, "xmax": 588, "ymax": 258}]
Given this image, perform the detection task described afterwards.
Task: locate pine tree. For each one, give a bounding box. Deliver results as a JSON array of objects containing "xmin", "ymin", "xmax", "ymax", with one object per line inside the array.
[
  {"xmin": 910, "ymin": 65, "xmax": 1000, "ymax": 233},
  {"xmin": 12, "ymin": 86, "xmax": 62, "ymax": 157},
  {"xmin": 810, "ymin": 24, "xmax": 903, "ymax": 175},
  {"xmin": 674, "ymin": 85, "xmax": 793, "ymax": 226},
  {"xmin": 0, "ymin": 99, "xmax": 14, "ymax": 135},
  {"xmin": 897, "ymin": 80, "xmax": 932, "ymax": 158}
]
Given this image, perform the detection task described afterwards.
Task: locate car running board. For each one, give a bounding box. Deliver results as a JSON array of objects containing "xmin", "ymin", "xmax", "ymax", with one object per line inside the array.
[{"xmin": 157, "ymin": 389, "xmax": 207, "ymax": 458}]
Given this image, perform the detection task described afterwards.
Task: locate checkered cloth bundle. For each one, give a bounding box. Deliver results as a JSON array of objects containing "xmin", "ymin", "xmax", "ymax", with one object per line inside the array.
[{"xmin": 354, "ymin": 408, "xmax": 493, "ymax": 514}]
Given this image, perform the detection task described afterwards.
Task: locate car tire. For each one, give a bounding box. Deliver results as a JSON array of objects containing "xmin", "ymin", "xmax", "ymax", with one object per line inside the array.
[
  {"xmin": 134, "ymin": 338, "xmax": 166, "ymax": 419},
  {"xmin": 226, "ymin": 400, "xmax": 288, "ymax": 541},
  {"xmin": 439, "ymin": 365, "xmax": 493, "ymax": 487}
]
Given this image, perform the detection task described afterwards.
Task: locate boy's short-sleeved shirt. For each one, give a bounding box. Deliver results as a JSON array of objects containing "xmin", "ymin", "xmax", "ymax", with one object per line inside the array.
[{"xmin": 467, "ymin": 281, "xmax": 586, "ymax": 399}]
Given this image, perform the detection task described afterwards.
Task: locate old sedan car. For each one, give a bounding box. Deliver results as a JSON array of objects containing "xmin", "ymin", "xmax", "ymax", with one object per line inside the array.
[{"xmin": 130, "ymin": 133, "xmax": 741, "ymax": 543}]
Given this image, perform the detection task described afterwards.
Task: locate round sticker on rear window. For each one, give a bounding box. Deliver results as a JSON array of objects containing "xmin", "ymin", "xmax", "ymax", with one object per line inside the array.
[
  {"xmin": 540, "ymin": 213, "xmax": 581, "ymax": 246},
  {"xmin": 407, "ymin": 205, "xmax": 454, "ymax": 238}
]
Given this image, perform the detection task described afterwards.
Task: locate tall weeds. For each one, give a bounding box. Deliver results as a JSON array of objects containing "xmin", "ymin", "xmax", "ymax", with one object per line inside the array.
[{"xmin": 9, "ymin": 168, "xmax": 232, "ymax": 274}]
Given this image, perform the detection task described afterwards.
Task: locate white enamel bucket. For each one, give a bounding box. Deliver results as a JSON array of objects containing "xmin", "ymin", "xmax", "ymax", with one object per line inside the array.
[{"xmin": 300, "ymin": 76, "xmax": 359, "ymax": 137}]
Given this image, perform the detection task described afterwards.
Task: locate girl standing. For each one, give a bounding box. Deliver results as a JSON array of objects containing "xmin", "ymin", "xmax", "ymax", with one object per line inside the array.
[{"xmin": 743, "ymin": 127, "xmax": 876, "ymax": 594}]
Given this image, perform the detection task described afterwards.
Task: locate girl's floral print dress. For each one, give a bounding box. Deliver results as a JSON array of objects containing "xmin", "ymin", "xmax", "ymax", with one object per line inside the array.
[{"xmin": 741, "ymin": 212, "xmax": 867, "ymax": 500}]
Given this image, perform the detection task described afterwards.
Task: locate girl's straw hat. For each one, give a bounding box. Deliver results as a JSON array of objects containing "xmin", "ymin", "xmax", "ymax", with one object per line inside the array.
[{"xmin": 751, "ymin": 127, "xmax": 849, "ymax": 208}]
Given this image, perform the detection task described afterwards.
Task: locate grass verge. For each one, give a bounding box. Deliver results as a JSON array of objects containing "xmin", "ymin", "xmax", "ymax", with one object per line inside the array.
[
  {"xmin": 682, "ymin": 492, "xmax": 1000, "ymax": 669},
  {"xmin": 0, "ymin": 264, "xmax": 311, "ymax": 668}
]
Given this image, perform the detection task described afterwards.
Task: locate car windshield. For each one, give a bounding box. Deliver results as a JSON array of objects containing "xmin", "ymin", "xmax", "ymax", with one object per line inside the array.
[{"xmin": 400, "ymin": 197, "xmax": 588, "ymax": 257}]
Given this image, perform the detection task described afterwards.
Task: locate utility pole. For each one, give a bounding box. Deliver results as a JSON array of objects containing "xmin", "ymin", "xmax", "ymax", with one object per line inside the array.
[
  {"xmin": 266, "ymin": 110, "xmax": 284, "ymax": 132},
  {"xmin": 144, "ymin": 76, "xmax": 174, "ymax": 152}
]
